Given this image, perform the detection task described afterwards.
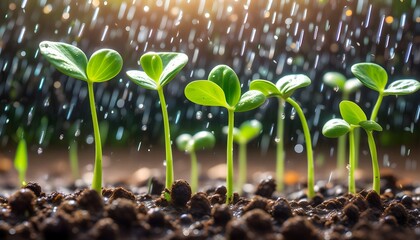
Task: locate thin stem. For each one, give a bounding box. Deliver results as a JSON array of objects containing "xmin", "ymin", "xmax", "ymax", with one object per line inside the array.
[
  {"xmin": 370, "ymin": 93, "xmax": 384, "ymax": 121},
  {"xmin": 190, "ymin": 150, "xmax": 198, "ymax": 193},
  {"xmin": 226, "ymin": 109, "xmax": 235, "ymax": 204},
  {"xmin": 348, "ymin": 129, "xmax": 356, "ymax": 194},
  {"xmin": 69, "ymin": 140, "xmax": 79, "ymax": 180},
  {"xmin": 88, "ymin": 81, "xmax": 102, "ymax": 193},
  {"xmin": 157, "ymin": 87, "xmax": 173, "ymax": 201},
  {"xmin": 336, "ymin": 135, "xmax": 346, "ymax": 179},
  {"xmin": 366, "ymin": 130, "xmax": 380, "ymax": 193},
  {"xmin": 276, "ymin": 98, "xmax": 285, "ymax": 192},
  {"xmin": 286, "ymin": 98, "xmax": 315, "ymax": 198},
  {"xmin": 237, "ymin": 142, "xmax": 247, "ymax": 194},
  {"xmin": 353, "ymin": 128, "xmax": 361, "ymax": 169}
]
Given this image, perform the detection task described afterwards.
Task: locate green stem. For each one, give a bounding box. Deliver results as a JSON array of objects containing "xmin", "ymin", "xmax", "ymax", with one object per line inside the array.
[
  {"xmin": 69, "ymin": 140, "xmax": 79, "ymax": 180},
  {"xmin": 370, "ymin": 93, "xmax": 383, "ymax": 121},
  {"xmin": 157, "ymin": 87, "xmax": 174, "ymax": 201},
  {"xmin": 366, "ymin": 130, "xmax": 380, "ymax": 193},
  {"xmin": 286, "ymin": 98, "xmax": 315, "ymax": 198},
  {"xmin": 276, "ymin": 98, "xmax": 285, "ymax": 192},
  {"xmin": 190, "ymin": 150, "xmax": 198, "ymax": 193},
  {"xmin": 237, "ymin": 142, "xmax": 247, "ymax": 194},
  {"xmin": 336, "ymin": 135, "xmax": 346, "ymax": 179},
  {"xmin": 348, "ymin": 129, "xmax": 356, "ymax": 194},
  {"xmin": 226, "ymin": 109, "xmax": 235, "ymax": 204},
  {"xmin": 88, "ymin": 81, "xmax": 102, "ymax": 193},
  {"xmin": 353, "ymin": 128, "xmax": 361, "ymax": 169}
]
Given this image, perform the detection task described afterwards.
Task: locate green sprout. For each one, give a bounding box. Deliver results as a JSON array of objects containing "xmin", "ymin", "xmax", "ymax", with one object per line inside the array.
[
  {"xmin": 176, "ymin": 131, "xmax": 216, "ymax": 193},
  {"xmin": 223, "ymin": 120, "xmax": 262, "ymax": 194},
  {"xmin": 322, "ymin": 72, "xmax": 363, "ymax": 178},
  {"xmin": 323, "ymin": 100, "xmax": 382, "ymax": 193},
  {"xmin": 14, "ymin": 128, "xmax": 28, "ymax": 186},
  {"xmin": 250, "ymin": 74, "xmax": 315, "ymax": 198},
  {"xmin": 39, "ymin": 41, "xmax": 123, "ymax": 193},
  {"xmin": 126, "ymin": 52, "xmax": 188, "ymax": 201},
  {"xmin": 351, "ymin": 63, "xmax": 420, "ymax": 121},
  {"xmin": 184, "ymin": 65, "xmax": 266, "ymax": 203}
]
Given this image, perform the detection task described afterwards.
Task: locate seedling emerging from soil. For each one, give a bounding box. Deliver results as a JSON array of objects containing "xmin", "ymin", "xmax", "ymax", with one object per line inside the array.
[
  {"xmin": 223, "ymin": 119, "xmax": 262, "ymax": 194},
  {"xmin": 14, "ymin": 129, "xmax": 28, "ymax": 186},
  {"xmin": 323, "ymin": 72, "xmax": 363, "ymax": 178},
  {"xmin": 250, "ymin": 74, "xmax": 315, "ymax": 198},
  {"xmin": 176, "ymin": 131, "xmax": 216, "ymax": 193},
  {"xmin": 39, "ymin": 41, "xmax": 123, "ymax": 193},
  {"xmin": 323, "ymin": 100, "xmax": 382, "ymax": 193},
  {"xmin": 351, "ymin": 63, "xmax": 420, "ymax": 121},
  {"xmin": 185, "ymin": 65, "xmax": 266, "ymax": 203},
  {"xmin": 127, "ymin": 52, "xmax": 188, "ymax": 201}
]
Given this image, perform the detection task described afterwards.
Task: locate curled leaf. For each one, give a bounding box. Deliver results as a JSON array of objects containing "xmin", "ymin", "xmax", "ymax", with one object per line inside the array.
[
  {"xmin": 351, "ymin": 62, "xmax": 387, "ymax": 92},
  {"xmin": 87, "ymin": 49, "xmax": 123, "ymax": 82},
  {"xmin": 235, "ymin": 90, "xmax": 266, "ymax": 112},
  {"xmin": 322, "ymin": 119, "xmax": 351, "ymax": 138},
  {"xmin": 339, "ymin": 100, "xmax": 367, "ymax": 125},
  {"xmin": 249, "ymin": 80, "xmax": 281, "ymax": 97},
  {"xmin": 383, "ymin": 79, "xmax": 420, "ymax": 96},
  {"xmin": 276, "ymin": 74, "xmax": 311, "ymax": 99},
  {"xmin": 359, "ymin": 120, "xmax": 383, "ymax": 132},
  {"xmin": 140, "ymin": 52, "xmax": 163, "ymax": 81},
  {"xmin": 158, "ymin": 52, "xmax": 188, "ymax": 87},
  {"xmin": 208, "ymin": 65, "xmax": 241, "ymax": 107},
  {"xmin": 126, "ymin": 70, "xmax": 157, "ymax": 90}
]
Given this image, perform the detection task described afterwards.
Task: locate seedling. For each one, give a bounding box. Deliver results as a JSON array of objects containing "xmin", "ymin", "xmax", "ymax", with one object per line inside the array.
[
  {"xmin": 176, "ymin": 131, "xmax": 216, "ymax": 193},
  {"xmin": 39, "ymin": 41, "xmax": 123, "ymax": 193},
  {"xmin": 323, "ymin": 100, "xmax": 382, "ymax": 193},
  {"xmin": 127, "ymin": 52, "xmax": 188, "ymax": 201},
  {"xmin": 250, "ymin": 74, "xmax": 315, "ymax": 198},
  {"xmin": 351, "ymin": 63, "xmax": 420, "ymax": 121},
  {"xmin": 223, "ymin": 119, "xmax": 262, "ymax": 194},
  {"xmin": 322, "ymin": 72, "xmax": 363, "ymax": 177},
  {"xmin": 14, "ymin": 128, "xmax": 28, "ymax": 186},
  {"xmin": 185, "ymin": 65, "xmax": 266, "ymax": 203}
]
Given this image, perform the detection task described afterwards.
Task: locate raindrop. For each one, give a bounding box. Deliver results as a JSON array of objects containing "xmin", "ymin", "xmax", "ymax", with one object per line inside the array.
[
  {"xmin": 86, "ymin": 135, "xmax": 94, "ymax": 144},
  {"xmin": 294, "ymin": 144, "xmax": 303, "ymax": 153},
  {"xmin": 37, "ymin": 148, "xmax": 43, "ymax": 154}
]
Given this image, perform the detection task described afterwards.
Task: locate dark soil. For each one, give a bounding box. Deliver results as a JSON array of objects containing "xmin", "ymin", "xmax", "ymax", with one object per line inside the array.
[{"xmin": 0, "ymin": 175, "xmax": 419, "ymax": 240}]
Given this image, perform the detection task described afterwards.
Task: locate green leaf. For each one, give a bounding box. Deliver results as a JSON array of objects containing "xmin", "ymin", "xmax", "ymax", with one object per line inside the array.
[
  {"xmin": 14, "ymin": 138, "xmax": 28, "ymax": 177},
  {"xmin": 126, "ymin": 70, "xmax": 157, "ymax": 90},
  {"xmin": 208, "ymin": 65, "xmax": 241, "ymax": 107},
  {"xmin": 235, "ymin": 90, "xmax": 266, "ymax": 112},
  {"xmin": 322, "ymin": 119, "xmax": 351, "ymax": 138},
  {"xmin": 158, "ymin": 52, "xmax": 188, "ymax": 88},
  {"xmin": 184, "ymin": 80, "xmax": 229, "ymax": 108},
  {"xmin": 359, "ymin": 120, "xmax": 383, "ymax": 132},
  {"xmin": 322, "ymin": 72, "xmax": 346, "ymax": 91},
  {"xmin": 39, "ymin": 41, "xmax": 88, "ymax": 81},
  {"xmin": 140, "ymin": 52, "xmax": 163, "ymax": 81},
  {"xmin": 383, "ymin": 79, "xmax": 420, "ymax": 96},
  {"xmin": 339, "ymin": 100, "xmax": 367, "ymax": 125},
  {"xmin": 176, "ymin": 133, "xmax": 192, "ymax": 151},
  {"xmin": 192, "ymin": 131, "xmax": 216, "ymax": 151},
  {"xmin": 351, "ymin": 63, "xmax": 387, "ymax": 92},
  {"xmin": 249, "ymin": 80, "xmax": 281, "ymax": 97},
  {"xmin": 344, "ymin": 78, "xmax": 363, "ymax": 94},
  {"xmin": 237, "ymin": 120, "xmax": 262, "ymax": 143},
  {"xmin": 276, "ymin": 74, "xmax": 311, "ymax": 99},
  {"xmin": 87, "ymin": 49, "xmax": 123, "ymax": 82}
]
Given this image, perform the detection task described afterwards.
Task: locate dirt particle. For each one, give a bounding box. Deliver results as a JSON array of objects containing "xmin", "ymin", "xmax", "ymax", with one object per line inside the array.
[
  {"xmin": 107, "ymin": 198, "xmax": 138, "ymax": 227},
  {"xmin": 46, "ymin": 191, "xmax": 64, "ymax": 205},
  {"xmin": 77, "ymin": 189, "xmax": 104, "ymax": 213},
  {"xmin": 147, "ymin": 209, "xmax": 165, "ymax": 228},
  {"xmin": 244, "ymin": 209, "xmax": 273, "ymax": 233},
  {"xmin": 343, "ymin": 203, "xmax": 359, "ymax": 223},
  {"xmin": 8, "ymin": 188, "xmax": 36, "ymax": 216},
  {"xmin": 23, "ymin": 182, "xmax": 42, "ymax": 197},
  {"xmin": 271, "ymin": 198, "xmax": 293, "ymax": 224},
  {"xmin": 170, "ymin": 179, "xmax": 192, "ymax": 207},
  {"xmin": 384, "ymin": 202, "xmax": 408, "ymax": 226},
  {"xmin": 365, "ymin": 190, "xmax": 382, "ymax": 209},
  {"xmin": 281, "ymin": 217, "xmax": 321, "ymax": 240},
  {"xmin": 226, "ymin": 220, "xmax": 248, "ymax": 240},
  {"xmin": 108, "ymin": 187, "xmax": 136, "ymax": 203},
  {"xmin": 311, "ymin": 194, "xmax": 324, "ymax": 207},
  {"xmin": 243, "ymin": 196, "xmax": 269, "ymax": 213},
  {"xmin": 188, "ymin": 192, "xmax": 211, "ymax": 217},
  {"xmin": 351, "ymin": 195, "xmax": 367, "ymax": 211},
  {"xmin": 215, "ymin": 185, "xmax": 227, "ymax": 196},
  {"xmin": 400, "ymin": 195, "xmax": 413, "ymax": 209},
  {"xmin": 42, "ymin": 214, "xmax": 72, "ymax": 240},
  {"xmin": 255, "ymin": 178, "xmax": 276, "ymax": 199},
  {"xmin": 212, "ymin": 204, "xmax": 232, "ymax": 227},
  {"xmin": 178, "ymin": 213, "xmax": 193, "ymax": 225},
  {"xmin": 90, "ymin": 218, "xmax": 119, "ymax": 240}
]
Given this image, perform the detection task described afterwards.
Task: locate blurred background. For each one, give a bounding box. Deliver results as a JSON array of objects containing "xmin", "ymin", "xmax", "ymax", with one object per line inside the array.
[{"xmin": 0, "ymin": 0, "xmax": 419, "ymax": 184}]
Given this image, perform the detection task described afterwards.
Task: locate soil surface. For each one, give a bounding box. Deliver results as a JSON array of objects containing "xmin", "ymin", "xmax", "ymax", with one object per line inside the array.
[
  {"xmin": 0, "ymin": 147, "xmax": 419, "ymax": 239},
  {"xmin": 0, "ymin": 175, "xmax": 419, "ymax": 240}
]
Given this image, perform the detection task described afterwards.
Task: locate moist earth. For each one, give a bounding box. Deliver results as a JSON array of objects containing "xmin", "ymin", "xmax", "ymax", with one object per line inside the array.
[{"xmin": 0, "ymin": 176, "xmax": 419, "ymax": 240}]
